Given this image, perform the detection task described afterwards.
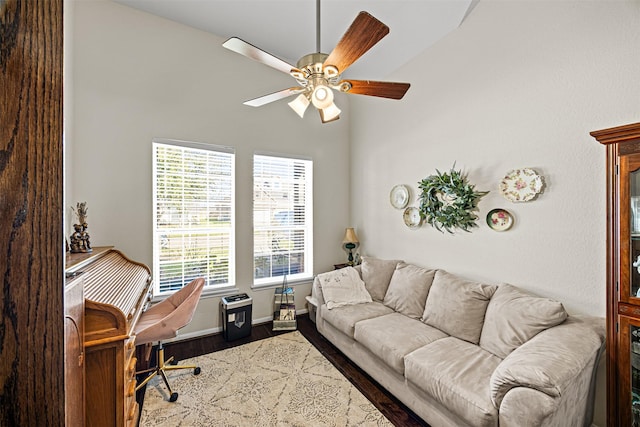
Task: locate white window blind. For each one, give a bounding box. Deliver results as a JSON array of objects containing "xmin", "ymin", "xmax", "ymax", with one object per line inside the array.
[
  {"xmin": 253, "ymin": 154, "xmax": 313, "ymax": 286},
  {"xmin": 153, "ymin": 140, "xmax": 235, "ymax": 294}
]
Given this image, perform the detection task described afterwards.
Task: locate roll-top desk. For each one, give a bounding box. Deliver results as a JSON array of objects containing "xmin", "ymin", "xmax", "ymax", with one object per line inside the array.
[{"xmin": 66, "ymin": 246, "xmax": 152, "ymax": 427}]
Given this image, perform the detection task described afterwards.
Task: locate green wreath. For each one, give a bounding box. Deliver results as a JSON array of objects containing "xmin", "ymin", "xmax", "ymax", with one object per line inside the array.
[{"xmin": 418, "ymin": 166, "xmax": 488, "ymax": 233}]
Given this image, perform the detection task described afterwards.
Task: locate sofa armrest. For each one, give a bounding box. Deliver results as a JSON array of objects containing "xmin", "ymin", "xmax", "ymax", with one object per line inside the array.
[
  {"xmin": 311, "ymin": 275, "xmax": 326, "ymax": 308},
  {"xmin": 490, "ymin": 315, "xmax": 605, "ymax": 409}
]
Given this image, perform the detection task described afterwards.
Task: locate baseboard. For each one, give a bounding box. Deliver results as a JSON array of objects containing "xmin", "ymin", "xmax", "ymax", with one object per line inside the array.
[{"xmin": 162, "ymin": 308, "xmax": 309, "ymax": 344}]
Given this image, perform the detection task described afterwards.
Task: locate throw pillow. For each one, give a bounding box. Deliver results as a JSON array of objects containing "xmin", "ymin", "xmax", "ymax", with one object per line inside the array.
[
  {"xmin": 479, "ymin": 283, "xmax": 568, "ymax": 359},
  {"xmin": 360, "ymin": 256, "xmax": 402, "ymax": 301},
  {"xmin": 422, "ymin": 270, "xmax": 497, "ymax": 344},
  {"xmin": 318, "ymin": 267, "xmax": 373, "ymax": 309},
  {"xmin": 383, "ymin": 262, "xmax": 436, "ymax": 319}
]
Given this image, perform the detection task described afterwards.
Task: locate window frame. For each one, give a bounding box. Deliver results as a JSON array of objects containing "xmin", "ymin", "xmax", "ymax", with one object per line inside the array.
[
  {"xmin": 252, "ymin": 152, "xmax": 314, "ymax": 288},
  {"xmin": 152, "ymin": 138, "xmax": 236, "ymax": 297}
]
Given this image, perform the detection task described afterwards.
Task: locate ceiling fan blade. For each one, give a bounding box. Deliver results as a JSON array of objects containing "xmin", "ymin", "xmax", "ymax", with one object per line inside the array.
[
  {"xmin": 323, "ymin": 12, "xmax": 389, "ymax": 75},
  {"xmin": 223, "ymin": 37, "xmax": 298, "ymax": 75},
  {"xmin": 243, "ymin": 87, "xmax": 306, "ymax": 107},
  {"xmin": 340, "ymin": 80, "xmax": 410, "ymax": 100}
]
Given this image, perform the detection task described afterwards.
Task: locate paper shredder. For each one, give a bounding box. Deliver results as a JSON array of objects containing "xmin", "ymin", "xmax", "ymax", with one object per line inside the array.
[{"xmin": 221, "ymin": 293, "xmax": 252, "ymax": 341}]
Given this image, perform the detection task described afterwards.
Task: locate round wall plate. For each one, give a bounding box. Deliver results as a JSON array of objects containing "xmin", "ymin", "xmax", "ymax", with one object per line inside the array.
[
  {"xmin": 486, "ymin": 208, "xmax": 514, "ymax": 231},
  {"xmin": 390, "ymin": 184, "xmax": 410, "ymax": 209},
  {"xmin": 499, "ymin": 168, "xmax": 544, "ymax": 202},
  {"xmin": 403, "ymin": 206, "xmax": 422, "ymax": 229}
]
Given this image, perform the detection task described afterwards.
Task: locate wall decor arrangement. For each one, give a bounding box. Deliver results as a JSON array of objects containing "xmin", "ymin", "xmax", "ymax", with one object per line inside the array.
[
  {"xmin": 499, "ymin": 168, "xmax": 544, "ymax": 202},
  {"xmin": 418, "ymin": 166, "xmax": 488, "ymax": 233}
]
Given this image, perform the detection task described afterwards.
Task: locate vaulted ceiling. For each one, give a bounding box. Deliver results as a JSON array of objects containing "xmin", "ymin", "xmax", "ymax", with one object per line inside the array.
[{"xmin": 114, "ymin": 0, "xmax": 475, "ymax": 79}]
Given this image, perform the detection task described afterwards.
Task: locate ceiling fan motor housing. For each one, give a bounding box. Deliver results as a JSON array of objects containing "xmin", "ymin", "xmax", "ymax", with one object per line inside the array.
[{"xmin": 295, "ymin": 53, "xmax": 340, "ymax": 87}]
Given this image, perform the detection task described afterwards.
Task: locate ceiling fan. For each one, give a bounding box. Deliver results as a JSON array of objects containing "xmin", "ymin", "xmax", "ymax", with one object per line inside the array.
[{"xmin": 222, "ymin": 0, "xmax": 410, "ymax": 124}]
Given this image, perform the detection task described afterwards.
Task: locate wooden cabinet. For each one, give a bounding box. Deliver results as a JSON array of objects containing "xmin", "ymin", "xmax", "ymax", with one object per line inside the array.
[
  {"xmin": 65, "ymin": 275, "xmax": 85, "ymax": 427},
  {"xmin": 591, "ymin": 122, "xmax": 640, "ymax": 427}
]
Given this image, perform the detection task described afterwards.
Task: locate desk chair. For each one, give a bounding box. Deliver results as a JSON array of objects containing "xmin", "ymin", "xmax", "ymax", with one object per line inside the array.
[{"xmin": 134, "ymin": 277, "xmax": 205, "ymax": 402}]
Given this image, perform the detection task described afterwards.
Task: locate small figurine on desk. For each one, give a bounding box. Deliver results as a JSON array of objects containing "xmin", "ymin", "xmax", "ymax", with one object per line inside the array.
[{"xmin": 70, "ymin": 202, "xmax": 92, "ymax": 253}]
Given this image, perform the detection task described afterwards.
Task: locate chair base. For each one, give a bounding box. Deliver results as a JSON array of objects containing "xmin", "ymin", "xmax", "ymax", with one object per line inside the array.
[{"xmin": 135, "ymin": 343, "xmax": 201, "ymax": 402}]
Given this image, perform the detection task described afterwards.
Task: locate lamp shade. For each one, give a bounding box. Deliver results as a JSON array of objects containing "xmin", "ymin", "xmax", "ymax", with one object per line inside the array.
[
  {"xmin": 319, "ymin": 102, "xmax": 341, "ymax": 123},
  {"xmin": 342, "ymin": 228, "xmax": 359, "ymax": 244},
  {"xmin": 311, "ymin": 84, "xmax": 334, "ymax": 109},
  {"xmin": 288, "ymin": 93, "xmax": 310, "ymax": 118}
]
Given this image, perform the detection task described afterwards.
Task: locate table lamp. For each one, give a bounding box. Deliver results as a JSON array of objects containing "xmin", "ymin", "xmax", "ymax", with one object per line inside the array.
[{"xmin": 342, "ymin": 228, "xmax": 360, "ymax": 266}]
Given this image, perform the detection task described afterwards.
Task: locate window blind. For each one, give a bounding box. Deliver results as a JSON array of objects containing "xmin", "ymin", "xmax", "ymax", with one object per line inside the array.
[
  {"xmin": 253, "ymin": 154, "xmax": 313, "ymax": 285},
  {"xmin": 153, "ymin": 140, "xmax": 235, "ymax": 294}
]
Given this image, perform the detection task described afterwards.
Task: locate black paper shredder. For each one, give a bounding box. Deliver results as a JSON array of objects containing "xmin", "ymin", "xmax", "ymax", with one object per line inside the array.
[{"xmin": 221, "ymin": 293, "xmax": 252, "ymax": 341}]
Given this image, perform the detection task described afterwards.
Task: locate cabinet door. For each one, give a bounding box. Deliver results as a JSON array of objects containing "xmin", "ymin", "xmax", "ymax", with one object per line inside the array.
[
  {"xmin": 620, "ymin": 315, "xmax": 640, "ymax": 426},
  {"xmin": 620, "ymin": 153, "xmax": 640, "ymax": 304}
]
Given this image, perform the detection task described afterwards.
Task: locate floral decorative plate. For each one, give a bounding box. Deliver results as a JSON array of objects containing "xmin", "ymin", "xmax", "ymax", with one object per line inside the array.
[
  {"xmin": 499, "ymin": 168, "xmax": 544, "ymax": 202},
  {"xmin": 403, "ymin": 206, "xmax": 422, "ymax": 229},
  {"xmin": 390, "ymin": 185, "xmax": 410, "ymax": 209},
  {"xmin": 486, "ymin": 208, "xmax": 514, "ymax": 231}
]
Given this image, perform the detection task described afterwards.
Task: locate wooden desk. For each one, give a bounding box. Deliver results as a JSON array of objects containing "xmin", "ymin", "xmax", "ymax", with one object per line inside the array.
[{"xmin": 66, "ymin": 247, "xmax": 152, "ymax": 427}]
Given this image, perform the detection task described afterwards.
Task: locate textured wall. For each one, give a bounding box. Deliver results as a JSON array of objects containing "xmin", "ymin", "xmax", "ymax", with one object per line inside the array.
[
  {"xmin": 70, "ymin": 1, "xmax": 351, "ymax": 329},
  {"xmin": 351, "ymin": 0, "xmax": 640, "ymax": 318}
]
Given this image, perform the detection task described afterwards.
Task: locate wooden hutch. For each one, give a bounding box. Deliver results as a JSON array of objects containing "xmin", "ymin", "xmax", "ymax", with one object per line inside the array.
[{"xmin": 591, "ymin": 122, "xmax": 640, "ymax": 426}]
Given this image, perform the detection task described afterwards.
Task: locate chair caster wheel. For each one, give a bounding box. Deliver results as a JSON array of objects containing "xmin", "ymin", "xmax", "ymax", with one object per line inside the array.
[
  {"xmin": 169, "ymin": 392, "xmax": 179, "ymax": 402},
  {"xmin": 194, "ymin": 367, "xmax": 201, "ymax": 375}
]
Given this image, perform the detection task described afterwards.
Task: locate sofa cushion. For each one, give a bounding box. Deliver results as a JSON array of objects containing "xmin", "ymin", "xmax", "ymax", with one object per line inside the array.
[
  {"xmin": 317, "ymin": 267, "xmax": 372, "ymax": 309},
  {"xmin": 360, "ymin": 257, "xmax": 402, "ymax": 301},
  {"xmin": 489, "ymin": 315, "xmax": 604, "ymax": 409},
  {"xmin": 383, "ymin": 263, "xmax": 436, "ymax": 319},
  {"xmin": 404, "ymin": 337, "xmax": 501, "ymax": 427},
  {"xmin": 320, "ymin": 302, "xmax": 394, "ymax": 339},
  {"xmin": 479, "ymin": 283, "xmax": 568, "ymax": 359},
  {"xmin": 354, "ymin": 312, "xmax": 447, "ymax": 374},
  {"xmin": 422, "ymin": 270, "xmax": 497, "ymax": 344}
]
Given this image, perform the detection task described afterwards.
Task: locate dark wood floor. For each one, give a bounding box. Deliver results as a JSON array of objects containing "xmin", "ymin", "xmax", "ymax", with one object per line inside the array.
[{"xmin": 137, "ymin": 313, "xmax": 429, "ymax": 427}]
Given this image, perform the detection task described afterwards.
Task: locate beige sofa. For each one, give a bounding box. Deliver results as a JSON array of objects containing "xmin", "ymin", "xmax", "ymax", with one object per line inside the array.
[{"xmin": 311, "ymin": 257, "xmax": 605, "ymax": 427}]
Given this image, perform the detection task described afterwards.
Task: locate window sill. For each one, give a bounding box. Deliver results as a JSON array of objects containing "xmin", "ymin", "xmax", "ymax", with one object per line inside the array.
[
  {"xmin": 152, "ymin": 285, "xmax": 240, "ymax": 303},
  {"xmin": 251, "ymin": 277, "xmax": 313, "ymax": 291}
]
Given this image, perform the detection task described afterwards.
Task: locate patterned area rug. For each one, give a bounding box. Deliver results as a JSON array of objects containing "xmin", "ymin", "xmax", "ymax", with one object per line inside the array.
[{"xmin": 139, "ymin": 331, "xmax": 393, "ymax": 426}]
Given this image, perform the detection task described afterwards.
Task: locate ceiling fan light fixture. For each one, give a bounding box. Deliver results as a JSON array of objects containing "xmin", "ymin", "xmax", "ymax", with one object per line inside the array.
[
  {"xmin": 288, "ymin": 93, "xmax": 310, "ymax": 118},
  {"xmin": 319, "ymin": 102, "xmax": 341, "ymax": 123},
  {"xmin": 311, "ymin": 84, "xmax": 334, "ymax": 109}
]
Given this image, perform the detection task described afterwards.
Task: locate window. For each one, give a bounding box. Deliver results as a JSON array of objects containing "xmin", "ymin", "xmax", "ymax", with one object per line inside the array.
[
  {"xmin": 153, "ymin": 139, "xmax": 234, "ymax": 295},
  {"xmin": 253, "ymin": 154, "xmax": 313, "ymax": 286}
]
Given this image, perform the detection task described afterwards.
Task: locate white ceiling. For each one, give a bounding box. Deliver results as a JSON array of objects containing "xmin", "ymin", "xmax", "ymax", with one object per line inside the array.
[{"xmin": 114, "ymin": 0, "xmax": 475, "ymax": 79}]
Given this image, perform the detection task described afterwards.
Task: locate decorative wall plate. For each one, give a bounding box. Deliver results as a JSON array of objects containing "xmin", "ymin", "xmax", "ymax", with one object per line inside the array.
[
  {"xmin": 486, "ymin": 208, "xmax": 514, "ymax": 231},
  {"xmin": 390, "ymin": 184, "xmax": 410, "ymax": 209},
  {"xmin": 403, "ymin": 207, "xmax": 422, "ymax": 229},
  {"xmin": 499, "ymin": 168, "xmax": 544, "ymax": 202}
]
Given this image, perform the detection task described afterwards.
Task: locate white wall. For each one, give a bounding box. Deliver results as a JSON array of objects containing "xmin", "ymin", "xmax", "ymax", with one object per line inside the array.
[
  {"xmin": 64, "ymin": 0, "xmax": 75, "ymax": 244},
  {"xmin": 350, "ymin": 2, "xmax": 640, "ymax": 425},
  {"xmin": 70, "ymin": 0, "xmax": 351, "ymax": 330},
  {"xmin": 352, "ymin": 0, "xmax": 640, "ymax": 317}
]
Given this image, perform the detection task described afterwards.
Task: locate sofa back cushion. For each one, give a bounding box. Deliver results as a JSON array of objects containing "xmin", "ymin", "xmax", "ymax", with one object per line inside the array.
[
  {"xmin": 360, "ymin": 257, "xmax": 402, "ymax": 301},
  {"xmin": 382, "ymin": 262, "xmax": 436, "ymax": 319},
  {"xmin": 479, "ymin": 283, "xmax": 568, "ymax": 358},
  {"xmin": 422, "ymin": 270, "xmax": 497, "ymax": 344}
]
